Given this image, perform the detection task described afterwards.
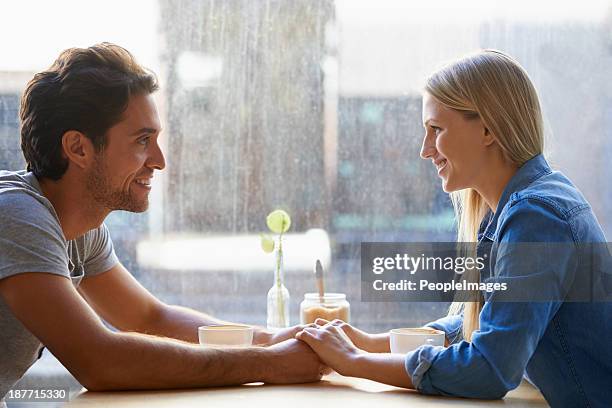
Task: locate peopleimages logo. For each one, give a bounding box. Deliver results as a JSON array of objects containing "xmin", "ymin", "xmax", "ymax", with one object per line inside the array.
[
  {"xmin": 371, "ymin": 278, "xmax": 507, "ymax": 294},
  {"xmin": 372, "ymin": 253, "xmax": 486, "ymax": 275}
]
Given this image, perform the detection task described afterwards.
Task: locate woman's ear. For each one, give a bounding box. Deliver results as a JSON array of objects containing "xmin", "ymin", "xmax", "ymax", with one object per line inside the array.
[
  {"xmin": 62, "ymin": 130, "xmax": 94, "ymax": 169},
  {"xmin": 483, "ymin": 126, "xmax": 496, "ymax": 147}
]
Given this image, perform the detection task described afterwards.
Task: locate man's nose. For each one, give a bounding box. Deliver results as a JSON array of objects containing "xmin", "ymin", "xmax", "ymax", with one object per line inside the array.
[{"xmin": 148, "ymin": 140, "xmax": 166, "ymax": 171}]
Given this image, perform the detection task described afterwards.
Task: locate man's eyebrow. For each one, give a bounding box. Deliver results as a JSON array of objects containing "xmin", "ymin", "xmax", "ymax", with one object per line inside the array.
[{"xmin": 129, "ymin": 127, "xmax": 160, "ymax": 136}]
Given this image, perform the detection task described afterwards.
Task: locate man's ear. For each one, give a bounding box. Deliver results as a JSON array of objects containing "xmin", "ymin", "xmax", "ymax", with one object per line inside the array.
[
  {"xmin": 483, "ymin": 126, "xmax": 496, "ymax": 147},
  {"xmin": 61, "ymin": 130, "xmax": 94, "ymax": 169}
]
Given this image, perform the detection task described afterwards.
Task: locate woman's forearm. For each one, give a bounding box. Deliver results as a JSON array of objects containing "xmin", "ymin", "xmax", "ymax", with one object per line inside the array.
[
  {"xmin": 366, "ymin": 332, "xmax": 391, "ymax": 352},
  {"xmin": 349, "ymin": 352, "xmax": 414, "ymax": 389}
]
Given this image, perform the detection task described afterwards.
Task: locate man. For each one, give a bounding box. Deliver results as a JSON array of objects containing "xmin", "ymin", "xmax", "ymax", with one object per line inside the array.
[{"xmin": 0, "ymin": 43, "xmax": 324, "ymax": 399}]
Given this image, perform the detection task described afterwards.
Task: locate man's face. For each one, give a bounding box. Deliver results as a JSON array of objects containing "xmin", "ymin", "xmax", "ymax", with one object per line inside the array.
[{"xmin": 86, "ymin": 93, "xmax": 165, "ymax": 213}]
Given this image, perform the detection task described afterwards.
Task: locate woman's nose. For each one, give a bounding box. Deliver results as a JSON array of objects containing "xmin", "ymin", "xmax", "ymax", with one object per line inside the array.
[{"xmin": 420, "ymin": 134, "xmax": 436, "ymax": 159}]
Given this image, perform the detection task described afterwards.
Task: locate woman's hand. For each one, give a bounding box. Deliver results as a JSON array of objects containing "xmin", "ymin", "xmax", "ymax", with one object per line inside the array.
[
  {"xmin": 253, "ymin": 323, "xmax": 317, "ymax": 346},
  {"xmin": 314, "ymin": 318, "xmax": 390, "ymax": 353},
  {"xmin": 296, "ymin": 321, "xmax": 414, "ymax": 388},
  {"xmin": 295, "ymin": 322, "xmax": 363, "ymax": 377}
]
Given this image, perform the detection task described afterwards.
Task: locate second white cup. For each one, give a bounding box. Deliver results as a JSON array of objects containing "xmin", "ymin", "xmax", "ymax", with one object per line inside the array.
[{"xmin": 389, "ymin": 327, "xmax": 445, "ymax": 353}]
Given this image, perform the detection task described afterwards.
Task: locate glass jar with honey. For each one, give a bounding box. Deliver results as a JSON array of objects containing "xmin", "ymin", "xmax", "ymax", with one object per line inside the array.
[{"xmin": 300, "ymin": 293, "xmax": 350, "ymax": 324}]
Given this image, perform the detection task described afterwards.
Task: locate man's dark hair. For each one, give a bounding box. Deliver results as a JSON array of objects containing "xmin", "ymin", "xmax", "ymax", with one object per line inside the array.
[{"xmin": 19, "ymin": 42, "xmax": 159, "ymax": 180}]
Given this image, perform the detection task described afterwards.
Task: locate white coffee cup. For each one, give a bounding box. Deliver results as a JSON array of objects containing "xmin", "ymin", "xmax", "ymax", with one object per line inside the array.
[
  {"xmin": 389, "ymin": 327, "xmax": 445, "ymax": 353},
  {"xmin": 198, "ymin": 325, "xmax": 254, "ymax": 347}
]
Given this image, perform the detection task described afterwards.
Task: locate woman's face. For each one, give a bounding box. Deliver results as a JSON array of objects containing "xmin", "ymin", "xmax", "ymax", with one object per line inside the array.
[{"xmin": 420, "ymin": 93, "xmax": 490, "ymax": 193}]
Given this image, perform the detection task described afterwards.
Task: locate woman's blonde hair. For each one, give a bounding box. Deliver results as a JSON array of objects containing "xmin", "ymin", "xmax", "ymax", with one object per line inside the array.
[{"xmin": 425, "ymin": 50, "xmax": 544, "ymax": 341}]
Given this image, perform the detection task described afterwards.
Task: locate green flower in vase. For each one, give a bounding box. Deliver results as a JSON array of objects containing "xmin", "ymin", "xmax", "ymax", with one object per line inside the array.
[{"xmin": 261, "ymin": 209, "xmax": 291, "ymax": 329}]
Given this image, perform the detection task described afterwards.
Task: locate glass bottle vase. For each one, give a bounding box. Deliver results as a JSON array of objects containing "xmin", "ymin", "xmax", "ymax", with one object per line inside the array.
[{"xmin": 266, "ymin": 241, "xmax": 290, "ymax": 329}]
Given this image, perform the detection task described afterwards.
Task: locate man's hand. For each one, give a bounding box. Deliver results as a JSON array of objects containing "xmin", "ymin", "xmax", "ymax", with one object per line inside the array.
[
  {"xmin": 253, "ymin": 324, "xmax": 317, "ymax": 346},
  {"xmin": 261, "ymin": 339, "xmax": 327, "ymax": 384},
  {"xmin": 314, "ymin": 318, "xmax": 390, "ymax": 353}
]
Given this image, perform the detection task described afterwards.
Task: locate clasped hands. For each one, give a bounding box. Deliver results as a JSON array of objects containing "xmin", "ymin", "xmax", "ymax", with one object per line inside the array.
[
  {"xmin": 295, "ymin": 318, "xmax": 390, "ymax": 377},
  {"xmin": 254, "ymin": 319, "xmax": 386, "ymax": 377},
  {"xmin": 253, "ymin": 319, "xmax": 412, "ymax": 387}
]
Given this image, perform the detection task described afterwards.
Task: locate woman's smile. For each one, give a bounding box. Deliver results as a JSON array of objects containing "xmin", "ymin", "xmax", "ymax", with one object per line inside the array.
[{"xmin": 435, "ymin": 158, "xmax": 448, "ymax": 176}]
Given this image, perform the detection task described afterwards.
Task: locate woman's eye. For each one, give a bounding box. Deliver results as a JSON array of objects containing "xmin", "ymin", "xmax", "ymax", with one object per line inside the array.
[
  {"xmin": 138, "ymin": 137, "xmax": 150, "ymax": 146},
  {"xmin": 430, "ymin": 126, "xmax": 441, "ymax": 134}
]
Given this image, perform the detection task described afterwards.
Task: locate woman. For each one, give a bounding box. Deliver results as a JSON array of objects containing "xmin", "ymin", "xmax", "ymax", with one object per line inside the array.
[{"xmin": 296, "ymin": 50, "xmax": 612, "ymax": 407}]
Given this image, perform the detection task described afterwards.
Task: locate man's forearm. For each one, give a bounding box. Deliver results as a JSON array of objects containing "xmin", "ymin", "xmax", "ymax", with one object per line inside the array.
[
  {"xmin": 143, "ymin": 304, "xmax": 235, "ymax": 343},
  {"xmin": 85, "ymin": 330, "xmax": 269, "ymax": 391},
  {"xmin": 141, "ymin": 304, "xmax": 278, "ymax": 345}
]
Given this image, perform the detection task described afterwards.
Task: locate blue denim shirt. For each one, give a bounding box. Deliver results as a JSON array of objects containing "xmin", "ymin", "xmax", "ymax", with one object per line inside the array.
[{"xmin": 405, "ymin": 154, "xmax": 612, "ymax": 407}]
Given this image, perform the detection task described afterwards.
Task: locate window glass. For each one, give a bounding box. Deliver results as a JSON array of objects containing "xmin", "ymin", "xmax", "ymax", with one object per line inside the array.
[{"xmin": 1, "ymin": 0, "xmax": 611, "ymax": 332}]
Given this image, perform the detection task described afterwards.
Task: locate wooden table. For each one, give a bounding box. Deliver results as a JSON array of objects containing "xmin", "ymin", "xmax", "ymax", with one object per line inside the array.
[{"xmin": 66, "ymin": 373, "xmax": 549, "ymax": 407}]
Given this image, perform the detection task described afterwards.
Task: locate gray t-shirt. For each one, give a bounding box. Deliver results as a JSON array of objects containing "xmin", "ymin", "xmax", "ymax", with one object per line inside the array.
[{"xmin": 0, "ymin": 170, "xmax": 119, "ymax": 399}]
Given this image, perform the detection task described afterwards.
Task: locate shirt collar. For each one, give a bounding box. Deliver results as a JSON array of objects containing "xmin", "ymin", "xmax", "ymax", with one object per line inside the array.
[{"xmin": 478, "ymin": 154, "xmax": 552, "ymax": 242}]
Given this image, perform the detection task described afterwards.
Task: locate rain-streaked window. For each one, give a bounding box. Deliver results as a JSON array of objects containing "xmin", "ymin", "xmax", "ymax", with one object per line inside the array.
[{"xmin": 1, "ymin": 0, "xmax": 612, "ymax": 334}]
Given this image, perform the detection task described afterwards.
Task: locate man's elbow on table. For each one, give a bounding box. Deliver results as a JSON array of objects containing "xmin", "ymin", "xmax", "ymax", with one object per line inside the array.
[
  {"xmin": 59, "ymin": 332, "xmax": 131, "ymax": 392},
  {"xmin": 77, "ymin": 370, "xmax": 113, "ymax": 393}
]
